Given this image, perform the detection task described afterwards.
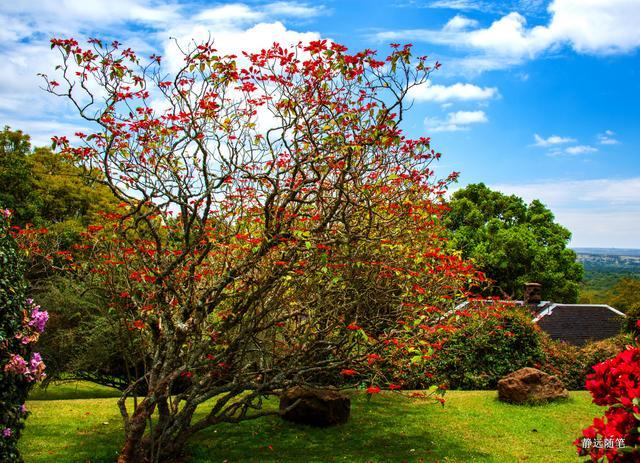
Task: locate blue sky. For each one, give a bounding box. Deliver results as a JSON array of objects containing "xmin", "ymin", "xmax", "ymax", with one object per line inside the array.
[{"xmin": 1, "ymin": 0, "xmax": 638, "ymax": 247}]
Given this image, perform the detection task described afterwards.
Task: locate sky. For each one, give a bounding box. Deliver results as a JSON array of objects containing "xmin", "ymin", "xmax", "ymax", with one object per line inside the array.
[{"xmin": 1, "ymin": 0, "xmax": 639, "ymax": 248}]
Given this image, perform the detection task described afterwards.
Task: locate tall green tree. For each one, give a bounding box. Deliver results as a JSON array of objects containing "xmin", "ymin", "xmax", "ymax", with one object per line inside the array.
[
  {"xmin": 0, "ymin": 128, "xmax": 39, "ymax": 224},
  {"xmin": 0, "ymin": 126, "xmax": 117, "ymax": 232},
  {"xmin": 445, "ymin": 183, "xmax": 583, "ymax": 302}
]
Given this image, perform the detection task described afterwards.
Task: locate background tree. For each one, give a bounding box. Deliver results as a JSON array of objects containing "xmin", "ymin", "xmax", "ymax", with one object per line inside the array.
[
  {"xmin": 0, "ymin": 127, "xmax": 128, "ymax": 385},
  {"xmin": 42, "ymin": 37, "xmax": 481, "ymax": 462},
  {"xmin": 444, "ymin": 183, "xmax": 583, "ymax": 302},
  {"xmin": 0, "ymin": 128, "xmax": 39, "ymax": 225},
  {"xmin": 605, "ymin": 277, "xmax": 640, "ymax": 333},
  {"xmin": 0, "ymin": 127, "xmax": 117, "ymax": 232}
]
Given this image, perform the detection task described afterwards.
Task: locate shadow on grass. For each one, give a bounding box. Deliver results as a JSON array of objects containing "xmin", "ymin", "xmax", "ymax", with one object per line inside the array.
[
  {"xmin": 188, "ymin": 394, "xmax": 490, "ymax": 463},
  {"xmin": 489, "ymin": 395, "xmax": 572, "ymax": 407},
  {"xmin": 29, "ymin": 381, "xmax": 121, "ymax": 401}
]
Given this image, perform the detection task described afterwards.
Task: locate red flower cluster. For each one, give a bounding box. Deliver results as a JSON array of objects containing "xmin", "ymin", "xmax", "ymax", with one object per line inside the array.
[{"xmin": 576, "ymin": 345, "xmax": 640, "ymax": 461}]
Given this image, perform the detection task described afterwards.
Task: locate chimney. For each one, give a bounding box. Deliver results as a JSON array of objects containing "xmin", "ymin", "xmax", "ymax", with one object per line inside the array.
[{"xmin": 523, "ymin": 282, "xmax": 542, "ymax": 305}]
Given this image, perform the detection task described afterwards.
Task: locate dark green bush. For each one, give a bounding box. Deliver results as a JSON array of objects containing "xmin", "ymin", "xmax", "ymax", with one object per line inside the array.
[{"xmin": 423, "ymin": 303, "xmax": 544, "ymax": 390}]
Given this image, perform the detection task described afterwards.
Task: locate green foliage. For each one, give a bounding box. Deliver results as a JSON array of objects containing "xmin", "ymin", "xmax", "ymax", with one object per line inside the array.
[
  {"xmin": 0, "ymin": 126, "xmax": 117, "ymax": 233},
  {"xmin": 580, "ymin": 270, "xmax": 640, "ymax": 305},
  {"xmin": 607, "ymin": 277, "xmax": 640, "ymax": 334},
  {"xmin": 29, "ymin": 381, "xmax": 120, "ymax": 401},
  {"xmin": 0, "ymin": 128, "xmax": 38, "ymax": 224},
  {"xmin": 609, "ymin": 277, "xmax": 640, "ymax": 313},
  {"xmin": 32, "ymin": 277, "xmax": 143, "ymax": 390},
  {"xmin": 540, "ymin": 334, "xmax": 628, "ymax": 390},
  {"xmin": 424, "ymin": 304, "xmax": 544, "ymax": 390},
  {"xmin": 579, "ymin": 275, "xmax": 640, "ymax": 333},
  {"xmin": 445, "ymin": 183, "xmax": 583, "ymax": 302},
  {"xmin": 0, "ymin": 214, "xmax": 31, "ymax": 462}
]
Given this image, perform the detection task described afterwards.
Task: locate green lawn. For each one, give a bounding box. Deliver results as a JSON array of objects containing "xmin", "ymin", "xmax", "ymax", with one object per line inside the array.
[{"xmin": 20, "ymin": 382, "xmax": 598, "ymax": 462}]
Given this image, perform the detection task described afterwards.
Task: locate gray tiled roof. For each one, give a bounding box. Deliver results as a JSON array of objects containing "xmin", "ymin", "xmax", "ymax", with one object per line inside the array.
[
  {"xmin": 450, "ymin": 300, "xmax": 625, "ymax": 346},
  {"xmin": 533, "ymin": 304, "xmax": 625, "ymax": 346}
]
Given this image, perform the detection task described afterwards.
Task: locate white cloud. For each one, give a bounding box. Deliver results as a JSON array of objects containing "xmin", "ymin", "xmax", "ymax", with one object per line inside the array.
[
  {"xmin": 558, "ymin": 211, "xmax": 640, "ymax": 248},
  {"xmin": 409, "ymin": 81, "xmax": 498, "ymax": 102},
  {"xmin": 533, "ymin": 133, "xmax": 576, "ymax": 147},
  {"xmin": 1, "ymin": 0, "xmax": 181, "ymax": 33},
  {"xmin": 164, "ymin": 21, "xmax": 321, "ymax": 73},
  {"xmin": 465, "ymin": 12, "xmax": 552, "ymax": 58},
  {"xmin": 598, "ymin": 129, "xmax": 620, "ymax": 145},
  {"xmin": 428, "ymin": 0, "xmax": 484, "ymax": 9},
  {"xmin": 425, "ymin": 109, "xmax": 488, "ymax": 132},
  {"xmin": 264, "ymin": 2, "xmax": 327, "ymax": 17},
  {"xmin": 449, "ymin": 110, "xmax": 487, "ymax": 124},
  {"xmin": 492, "ymin": 177, "xmax": 640, "ymax": 207},
  {"xmin": 548, "ymin": 0, "xmax": 640, "ymax": 54},
  {"xmin": 564, "ymin": 145, "xmax": 598, "ymax": 155},
  {"xmin": 0, "ymin": 1, "xmax": 325, "ymax": 142},
  {"xmin": 490, "ymin": 177, "xmax": 640, "ymax": 247},
  {"xmin": 376, "ymin": 0, "xmax": 640, "ymax": 72},
  {"xmin": 195, "ymin": 4, "xmax": 265, "ymax": 23},
  {"xmin": 2, "ymin": 118, "xmax": 92, "ymax": 147},
  {"xmin": 443, "ymin": 15, "xmax": 479, "ymax": 31}
]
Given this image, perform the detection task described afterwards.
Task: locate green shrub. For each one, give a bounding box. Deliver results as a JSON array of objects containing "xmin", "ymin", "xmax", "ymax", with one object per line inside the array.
[
  {"xmin": 423, "ymin": 303, "xmax": 544, "ymax": 390},
  {"xmin": 625, "ymin": 305, "xmax": 640, "ymax": 335},
  {"xmin": 540, "ymin": 334, "xmax": 628, "ymax": 390}
]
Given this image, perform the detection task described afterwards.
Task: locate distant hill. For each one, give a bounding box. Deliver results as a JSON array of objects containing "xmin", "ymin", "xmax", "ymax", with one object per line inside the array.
[
  {"xmin": 572, "ymin": 248, "xmax": 640, "ymax": 257},
  {"xmin": 575, "ymin": 248, "xmax": 640, "ymax": 300},
  {"xmin": 573, "ymin": 248, "xmax": 640, "ymax": 274}
]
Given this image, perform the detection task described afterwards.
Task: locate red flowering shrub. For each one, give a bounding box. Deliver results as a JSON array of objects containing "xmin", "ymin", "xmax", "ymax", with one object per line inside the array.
[{"xmin": 576, "ymin": 334, "xmax": 640, "ymax": 461}]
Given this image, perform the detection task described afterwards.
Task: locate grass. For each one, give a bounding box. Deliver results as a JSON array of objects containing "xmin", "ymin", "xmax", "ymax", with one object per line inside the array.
[{"xmin": 20, "ymin": 382, "xmax": 599, "ymax": 462}]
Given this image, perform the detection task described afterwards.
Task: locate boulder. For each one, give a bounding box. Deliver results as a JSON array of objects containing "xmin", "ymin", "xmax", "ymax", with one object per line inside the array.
[
  {"xmin": 279, "ymin": 386, "xmax": 350, "ymax": 426},
  {"xmin": 498, "ymin": 367, "xmax": 568, "ymax": 404}
]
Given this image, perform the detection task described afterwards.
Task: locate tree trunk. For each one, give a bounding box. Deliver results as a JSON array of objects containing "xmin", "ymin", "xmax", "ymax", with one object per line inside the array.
[{"xmin": 117, "ymin": 400, "xmax": 155, "ymax": 463}]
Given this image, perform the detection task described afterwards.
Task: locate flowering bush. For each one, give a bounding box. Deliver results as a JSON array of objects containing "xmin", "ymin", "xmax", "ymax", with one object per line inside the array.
[
  {"xmin": 0, "ymin": 210, "xmax": 47, "ymax": 462},
  {"xmin": 576, "ymin": 327, "xmax": 640, "ymax": 461}
]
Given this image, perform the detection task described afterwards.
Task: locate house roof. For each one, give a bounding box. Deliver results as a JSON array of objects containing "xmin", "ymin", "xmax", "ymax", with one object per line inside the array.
[
  {"xmin": 450, "ymin": 300, "xmax": 625, "ymax": 347},
  {"xmin": 533, "ymin": 304, "xmax": 625, "ymax": 346}
]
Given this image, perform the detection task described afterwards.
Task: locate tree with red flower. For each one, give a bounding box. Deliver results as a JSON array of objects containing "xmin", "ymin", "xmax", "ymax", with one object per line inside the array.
[{"xmin": 42, "ymin": 37, "xmax": 481, "ymax": 462}]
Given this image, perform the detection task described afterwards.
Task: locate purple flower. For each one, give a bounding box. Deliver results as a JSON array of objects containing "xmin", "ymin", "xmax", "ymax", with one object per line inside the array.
[
  {"xmin": 20, "ymin": 405, "xmax": 28, "ymax": 414},
  {"xmin": 26, "ymin": 352, "xmax": 46, "ymax": 382},
  {"xmin": 4, "ymin": 354, "xmax": 28, "ymax": 375},
  {"xmin": 1, "ymin": 209, "xmax": 11, "ymax": 219},
  {"xmin": 28, "ymin": 305, "xmax": 48, "ymax": 333},
  {"xmin": 4, "ymin": 353, "xmax": 46, "ymax": 381},
  {"xmin": 30, "ymin": 352, "xmax": 42, "ymax": 365},
  {"xmin": 2, "ymin": 428, "xmax": 12, "ymax": 438}
]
